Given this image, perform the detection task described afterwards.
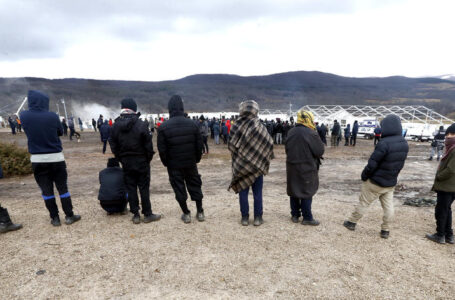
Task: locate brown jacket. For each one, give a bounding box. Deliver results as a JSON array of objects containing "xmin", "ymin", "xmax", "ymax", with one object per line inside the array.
[{"xmin": 432, "ymin": 150, "xmax": 455, "ymax": 192}]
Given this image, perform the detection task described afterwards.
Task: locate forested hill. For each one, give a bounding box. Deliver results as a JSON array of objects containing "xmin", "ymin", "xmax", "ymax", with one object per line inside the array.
[{"xmin": 1, "ymin": 71, "xmax": 455, "ymax": 117}]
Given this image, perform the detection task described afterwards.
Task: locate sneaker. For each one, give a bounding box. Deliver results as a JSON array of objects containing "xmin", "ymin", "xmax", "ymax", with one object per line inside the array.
[
  {"xmin": 380, "ymin": 230, "xmax": 389, "ymax": 239},
  {"xmin": 446, "ymin": 235, "xmax": 454, "ymax": 244},
  {"xmin": 253, "ymin": 216, "xmax": 264, "ymax": 226},
  {"xmin": 241, "ymin": 216, "xmax": 249, "ymax": 226},
  {"xmin": 51, "ymin": 216, "xmax": 61, "ymax": 227},
  {"xmin": 343, "ymin": 220, "xmax": 356, "ymax": 231},
  {"xmin": 143, "ymin": 214, "xmax": 161, "ymax": 223},
  {"xmin": 65, "ymin": 214, "xmax": 81, "ymax": 225},
  {"xmin": 291, "ymin": 216, "xmax": 300, "ymax": 223},
  {"xmin": 426, "ymin": 233, "xmax": 445, "ymax": 244},
  {"xmin": 302, "ymin": 219, "xmax": 320, "ymax": 226},
  {"xmin": 0, "ymin": 222, "xmax": 22, "ymax": 233},
  {"xmin": 196, "ymin": 212, "xmax": 205, "ymax": 222},
  {"xmin": 132, "ymin": 214, "xmax": 141, "ymax": 224},
  {"xmin": 181, "ymin": 213, "xmax": 191, "ymax": 224}
]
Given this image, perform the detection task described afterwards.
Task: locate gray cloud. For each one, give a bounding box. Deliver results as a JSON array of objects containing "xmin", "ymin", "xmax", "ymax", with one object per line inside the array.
[{"xmin": 0, "ymin": 0, "xmax": 396, "ymax": 61}]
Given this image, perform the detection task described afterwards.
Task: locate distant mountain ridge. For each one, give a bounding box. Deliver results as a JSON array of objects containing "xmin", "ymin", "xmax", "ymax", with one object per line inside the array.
[{"xmin": 0, "ymin": 71, "xmax": 454, "ymax": 117}]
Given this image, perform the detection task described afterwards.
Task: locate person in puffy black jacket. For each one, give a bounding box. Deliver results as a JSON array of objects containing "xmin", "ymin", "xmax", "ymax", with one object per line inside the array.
[
  {"xmin": 109, "ymin": 98, "xmax": 160, "ymax": 224},
  {"xmin": 157, "ymin": 95, "xmax": 205, "ymax": 224},
  {"xmin": 344, "ymin": 114, "xmax": 409, "ymax": 239},
  {"xmin": 98, "ymin": 158, "xmax": 127, "ymax": 214}
]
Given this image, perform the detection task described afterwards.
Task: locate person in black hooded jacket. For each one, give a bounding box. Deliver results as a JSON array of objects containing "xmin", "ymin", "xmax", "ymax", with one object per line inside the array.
[
  {"xmin": 343, "ymin": 114, "xmax": 409, "ymax": 239},
  {"xmin": 98, "ymin": 158, "xmax": 127, "ymax": 214},
  {"xmin": 157, "ymin": 95, "xmax": 205, "ymax": 223},
  {"xmin": 109, "ymin": 98, "xmax": 161, "ymax": 224}
]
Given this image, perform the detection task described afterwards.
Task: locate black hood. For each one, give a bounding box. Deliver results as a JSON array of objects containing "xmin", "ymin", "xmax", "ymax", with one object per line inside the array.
[
  {"xmin": 168, "ymin": 95, "xmax": 184, "ymax": 118},
  {"xmin": 28, "ymin": 90, "xmax": 49, "ymax": 112},
  {"xmin": 116, "ymin": 114, "xmax": 139, "ymax": 132},
  {"xmin": 380, "ymin": 115, "xmax": 402, "ymax": 137}
]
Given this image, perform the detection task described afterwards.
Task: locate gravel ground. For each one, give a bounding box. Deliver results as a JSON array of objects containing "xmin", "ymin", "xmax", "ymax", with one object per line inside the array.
[{"xmin": 1, "ymin": 131, "xmax": 454, "ymax": 299}]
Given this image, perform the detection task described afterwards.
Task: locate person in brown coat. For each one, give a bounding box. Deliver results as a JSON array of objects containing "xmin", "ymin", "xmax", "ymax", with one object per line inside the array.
[
  {"xmin": 285, "ymin": 109, "xmax": 325, "ymax": 225},
  {"xmin": 426, "ymin": 123, "xmax": 455, "ymax": 244}
]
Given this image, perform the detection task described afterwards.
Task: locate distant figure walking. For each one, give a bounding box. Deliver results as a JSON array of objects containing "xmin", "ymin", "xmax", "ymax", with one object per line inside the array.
[
  {"xmin": 429, "ymin": 126, "xmax": 446, "ymax": 161},
  {"xmin": 8, "ymin": 116, "xmax": 16, "ymax": 135},
  {"xmin": 228, "ymin": 100, "xmax": 274, "ymax": 227},
  {"xmin": 61, "ymin": 118, "xmax": 68, "ymax": 136},
  {"xmin": 374, "ymin": 125, "xmax": 382, "ymax": 145},
  {"xmin": 92, "ymin": 118, "xmax": 97, "ymax": 132},
  {"xmin": 344, "ymin": 124, "xmax": 351, "ymax": 146},
  {"xmin": 99, "ymin": 120, "xmax": 111, "ymax": 154},
  {"xmin": 78, "ymin": 117, "xmax": 83, "ymax": 131}
]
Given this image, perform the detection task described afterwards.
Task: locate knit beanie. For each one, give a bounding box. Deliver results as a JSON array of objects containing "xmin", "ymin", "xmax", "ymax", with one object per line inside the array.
[
  {"xmin": 446, "ymin": 123, "xmax": 455, "ymax": 135},
  {"xmin": 121, "ymin": 98, "xmax": 137, "ymax": 112}
]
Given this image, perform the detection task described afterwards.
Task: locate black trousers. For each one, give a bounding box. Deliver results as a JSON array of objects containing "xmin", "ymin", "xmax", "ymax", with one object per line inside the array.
[
  {"xmin": 167, "ymin": 166, "xmax": 203, "ymax": 214},
  {"xmin": 0, "ymin": 204, "xmax": 9, "ymax": 223},
  {"xmin": 435, "ymin": 191, "xmax": 455, "ymax": 237},
  {"xmin": 121, "ymin": 156, "xmax": 152, "ymax": 216},
  {"xmin": 102, "ymin": 140, "xmax": 109, "ymax": 154},
  {"xmin": 374, "ymin": 136, "xmax": 381, "ymax": 145},
  {"xmin": 32, "ymin": 161, "xmax": 74, "ymax": 218},
  {"xmin": 202, "ymin": 136, "xmax": 209, "ymax": 153},
  {"xmin": 344, "ymin": 137, "xmax": 349, "ymax": 146},
  {"xmin": 350, "ymin": 135, "xmax": 357, "ymax": 146}
]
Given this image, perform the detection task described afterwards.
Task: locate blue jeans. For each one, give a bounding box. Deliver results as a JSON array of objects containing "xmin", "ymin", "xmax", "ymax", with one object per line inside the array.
[
  {"xmin": 239, "ymin": 176, "xmax": 263, "ymax": 217},
  {"xmin": 290, "ymin": 197, "xmax": 313, "ymax": 220}
]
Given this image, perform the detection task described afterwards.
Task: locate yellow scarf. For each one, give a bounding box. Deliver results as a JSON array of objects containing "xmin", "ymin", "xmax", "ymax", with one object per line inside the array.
[{"xmin": 296, "ymin": 110, "xmax": 316, "ymax": 130}]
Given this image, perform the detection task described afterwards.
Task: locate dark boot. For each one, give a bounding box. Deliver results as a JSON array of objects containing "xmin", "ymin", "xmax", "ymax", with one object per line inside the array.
[
  {"xmin": 241, "ymin": 215, "xmax": 249, "ymax": 226},
  {"xmin": 0, "ymin": 208, "xmax": 23, "ymax": 233},
  {"xmin": 143, "ymin": 213, "xmax": 161, "ymax": 223},
  {"xmin": 302, "ymin": 219, "xmax": 320, "ymax": 226},
  {"xmin": 196, "ymin": 212, "xmax": 205, "ymax": 222},
  {"xmin": 253, "ymin": 216, "xmax": 264, "ymax": 226},
  {"xmin": 181, "ymin": 213, "xmax": 191, "ymax": 224},
  {"xmin": 132, "ymin": 214, "xmax": 141, "ymax": 224},
  {"xmin": 446, "ymin": 235, "xmax": 454, "ymax": 244},
  {"xmin": 51, "ymin": 216, "xmax": 61, "ymax": 227},
  {"xmin": 380, "ymin": 230, "xmax": 389, "ymax": 239},
  {"xmin": 343, "ymin": 220, "xmax": 356, "ymax": 231},
  {"xmin": 426, "ymin": 233, "xmax": 445, "ymax": 244},
  {"xmin": 65, "ymin": 214, "xmax": 81, "ymax": 225},
  {"xmin": 291, "ymin": 216, "xmax": 300, "ymax": 223}
]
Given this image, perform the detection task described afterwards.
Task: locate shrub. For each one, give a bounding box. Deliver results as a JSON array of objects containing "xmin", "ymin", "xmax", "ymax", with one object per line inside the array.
[{"xmin": 0, "ymin": 142, "xmax": 32, "ymax": 177}]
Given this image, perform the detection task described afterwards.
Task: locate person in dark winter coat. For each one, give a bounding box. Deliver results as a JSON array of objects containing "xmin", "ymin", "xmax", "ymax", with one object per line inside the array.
[
  {"xmin": 68, "ymin": 117, "xmax": 76, "ymax": 140},
  {"xmin": 92, "ymin": 118, "xmax": 97, "ymax": 132},
  {"xmin": 20, "ymin": 90, "xmax": 81, "ymax": 226},
  {"xmin": 344, "ymin": 115, "xmax": 409, "ymax": 239},
  {"xmin": 221, "ymin": 122, "xmax": 229, "ymax": 144},
  {"xmin": 213, "ymin": 121, "xmax": 221, "ymax": 144},
  {"xmin": 199, "ymin": 116, "xmax": 209, "ymax": 154},
  {"xmin": 374, "ymin": 126, "xmax": 382, "ymax": 145},
  {"xmin": 319, "ymin": 123, "xmax": 328, "ymax": 145},
  {"xmin": 98, "ymin": 158, "xmax": 127, "ymax": 214},
  {"xmin": 286, "ymin": 110, "xmax": 325, "ymax": 225},
  {"xmin": 97, "ymin": 115, "xmax": 104, "ymax": 131},
  {"xmin": 61, "ymin": 118, "xmax": 68, "ymax": 136},
  {"xmin": 426, "ymin": 124, "xmax": 455, "ymax": 244},
  {"xmin": 157, "ymin": 95, "xmax": 205, "ymax": 223},
  {"xmin": 429, "ymin": 126, "xmax": 446, "ymax": 161},
  {"xmin": 331, "ymin": 120, "xmax": 340, "ymax": 147},
  {"xmin": 350, "ymin": 121, "xmax": 359, "ymax": 146},
  {"xmin": 99, "ymin": 120, "xmax": 111, "ymax": 154},
  {"xmin": 8, "ymin": 116, "xmax": 16, "ymax": 135},
  {"xmin": 0, "ymin": 204, "xmax": 22, "ymax": 233},
  {"xmin": 109, "ymin": 98, "xmax": 161, "ymax": 224},
  {"xmin": 344, "ymin": 124, "xmax": 351, "ymax": 146},
  {"xmin": 78, "ymin": 117, "xmax": 83, "ymax": 131}
]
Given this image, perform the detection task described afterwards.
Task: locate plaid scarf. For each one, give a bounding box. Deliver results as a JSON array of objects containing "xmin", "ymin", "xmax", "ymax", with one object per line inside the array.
[{"xmin": 228, "ymin": 100, "xmax": 274, "ymax": 193}]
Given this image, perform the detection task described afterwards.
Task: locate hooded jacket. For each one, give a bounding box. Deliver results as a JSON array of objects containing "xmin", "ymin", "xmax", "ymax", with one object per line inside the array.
[
  {"xmin": 99, "ymin": 120, "xmax": 111, "ymax": 142},
  {"xmin": 361, "ymin": 115, "xmax": 409, "ymax": 187},
  {"xmin": 20, "ymin": 90, "xmax": 63, "ymax": 155},
  {"xmin": 157, "ymin": 96, "xmax": 203, "ymax": 169},
  {"xmin": 109, "ymin": 113, "xmax": 154, "ymax": 160}
]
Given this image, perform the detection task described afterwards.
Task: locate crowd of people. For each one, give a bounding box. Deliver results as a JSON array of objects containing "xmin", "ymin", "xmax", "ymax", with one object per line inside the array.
[{"xmin": 1, "ymin": 90, "xmax": 455, "ymax": 246}]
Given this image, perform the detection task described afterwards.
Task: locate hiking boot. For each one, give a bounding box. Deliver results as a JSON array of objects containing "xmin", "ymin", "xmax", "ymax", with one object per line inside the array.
[
  {"xmin": 380, "ymin": 230, "xmax": 389, "ymax": 239},
  {"xmin": 0, "ymin": 221, "xmax": 22, "ymax": 233},
  {"xmin": 426, "ymin": 233, "xmax": 445, "ymax": 244},
  {"xmin": 291, "ymin": 216, "xmax": 300, "ymax": 223},
  {"xmin": 143, "ymin": 214, "xmax": 161, "ymax": 223},
  {"xmin": 196, "ymin": 212, "xmax": 205, "ymax": 222},
  {"xmin": 132, "ymin": 214, "xmax": 141, "ymax": 224},
  {"xmin": 253, "ymin": 216, "xmax": 264, "ymax": 226},
  {"xmin": 181, "ymin": 213, "xmax": 191, "ymax": 224},
  {"xmin": 343, "ymin": 220, "xmax": 356, "ymax": 231},
  {"xmin": 241, "ymin": 216, "xmax": 249, "ymax": 226},
  {"xmin": 446, "ymin": 235, "xmax": 454, "ymax": 244},
  {"xmin": 65, "ymin": 214, "xmax": 81, "ymax": 225},
  {"xmin": 51, "ymin": 216, "xmax": 61, "ymax": 227},
  {"xmin": 302, "ymin": 219, "xmax": 320, "ymax": 226}
]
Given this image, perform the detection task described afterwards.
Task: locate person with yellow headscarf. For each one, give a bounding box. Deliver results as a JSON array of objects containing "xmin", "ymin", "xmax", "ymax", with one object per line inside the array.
[{"xmin": 285, "ymin": 109, "xmax": 325, "ymax": 225}]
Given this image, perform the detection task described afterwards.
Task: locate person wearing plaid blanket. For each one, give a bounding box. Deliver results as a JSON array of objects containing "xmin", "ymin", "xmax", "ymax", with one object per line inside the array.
[{"xmin": 228, "ymin": 100, "xmax": 274, "ymax": 226}]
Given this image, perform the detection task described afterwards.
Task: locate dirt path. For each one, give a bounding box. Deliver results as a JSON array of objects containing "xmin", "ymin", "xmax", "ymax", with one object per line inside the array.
[{"xmin": 1, "ymin": 132, "xmax": 454, "ymax": 299}]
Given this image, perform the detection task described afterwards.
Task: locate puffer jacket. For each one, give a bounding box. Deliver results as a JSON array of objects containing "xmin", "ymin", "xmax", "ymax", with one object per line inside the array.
[
  {"xmin": 157, "ymin": 96, "xmax": 203, "ymax": 169},
  {"xmin": 361, "ymin": 115, "xmax": 409, "ymax": 187}
]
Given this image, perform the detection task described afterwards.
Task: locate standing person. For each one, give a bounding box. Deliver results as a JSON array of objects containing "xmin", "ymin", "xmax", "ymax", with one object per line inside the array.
[
  {"xmin": 61, "ymin": 118, "xmax": 68, "ymax": 136},
  {"xmin": 426, "ymin": 124, "xmax": 455, "ymax": 244},
  {"xmin": 344, "ymin": 124, "xmax": 351, "ymax": 146},
  {"xmin": 286, "ymin": 110, "xmax": 325, "ymax": 225},
  {"xmin": 109, "ymin": 98, "xmax": 161, "ymax": 224},
  {"xmin": 97, "ymin": 115, "xmax": 104, "ymax": 132},
  {"xmin": 99, "ymin": 120, "xmax": 111, "ymax": 154},
  {"xmin": 92, "ymin": 118, "xmax": 97, "ymax": 132},
  {"xmin": 221, "ymin": 122, "xmax": 228, "ymax": 144},
  {"xmin": 157, "ymin": 95, "xmax": 205, "ymax": 223},
  {"xmin": 429, "ymin": 126, "xmax": 446, "ymax": 161},
  {"xmin": 374, "ymin": 125, "xmax": 382, "ymax": 145},
  {"xmin": 0, "ymin": 204, "xmax": 22, "ymax": 233},
  {"xmin": 20, "ymin": 90, "xmax": 81, "ymax": 226},
  {"xmin": 78, "ymin": 117, "xmax": 83, "ymax": 131},
  {"xmin": 343, "ymin": 115, "xmax": 409, "ymax": 239},
  {"xmin": 228, "ymin": 100, "xmax": 274, "ymax": 226},
  {"xmin": 8, "ymin": 116, "xmax": 16, "ymax": 135},
  {"xmin": 68, "ymin": 117, "xmax": 76, "ymax": 141},
  {"xmin": 275, "ymin": 119, "xmax": 283, "ymax": 145},
  {"xmin": 109, "ymin": 118, "xmax": 113, "ymax": 127},
  {"xmin": 98, "ymin": 158, "xmax": 128, "ymax": 215},
  {"xmin": 16, "ymin": 116, "xmax": 22, "ymax": 133},
  {"xmin": 213, "ymin": 120, "xmax": 221, "ymax": 145},
  {"xmin": 199, "ymin": 116, "xmax": 209, "ymax": 154},
  {"xmin": 283, "ymin": 120, "xmax": 290, "ymax": 143},
  {"xmin": 350, "ymin": 120, "xmax": 359, "ymax": 146},
  {"xmin": 320, "ymin": 123, "xmax": 328, "ymax": 145},
  {"xmin": 331, "ymin": 120, "xmax": 340, "ymax": 147}
]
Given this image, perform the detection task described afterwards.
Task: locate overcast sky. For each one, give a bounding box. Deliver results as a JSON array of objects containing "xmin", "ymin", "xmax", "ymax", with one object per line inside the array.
[{"xmin": 0, "ymin": 0, "xmax": 453, "ymax": 81}]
